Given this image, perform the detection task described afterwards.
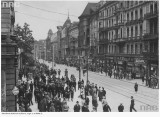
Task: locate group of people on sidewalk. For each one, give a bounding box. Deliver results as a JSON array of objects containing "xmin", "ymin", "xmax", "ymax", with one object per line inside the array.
[{"xmin": 17, "ymin": 62, "xmax": 138, "ymax": 112}]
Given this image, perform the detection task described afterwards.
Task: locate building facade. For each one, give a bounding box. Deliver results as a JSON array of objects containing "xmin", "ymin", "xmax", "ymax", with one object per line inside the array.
[
  {"xmin": 46, "ymin": 29, "xmax": 53, "ymax": 61},
  {"xmin": 60, "ymin": 17, "xmax": 71, "ymax": 63},
  {"xmin": 51, "ymin": 32, "xmax": 58, "ymax": 63},
  {"xmin": 1, "ymin": 0, "xmax": 19, "ymax": 112},
  {"xmin": 96, "ymin": 1, "xmax": 158, "ymax": 83},
  {"xmin": 68, "ymin": 22, "xmax": 79, "ymax": 66}
]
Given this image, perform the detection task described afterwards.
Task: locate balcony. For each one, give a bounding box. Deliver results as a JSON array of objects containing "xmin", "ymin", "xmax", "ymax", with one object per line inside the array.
[
  {"xmin": 144, "ymin": 11, "xmax": 158, "ymax": 20},
  {"xmin": 99, "ymin": 27, "xmax": 105, "ymax": 32},
  {"xmin": 113, "ymin": 38, "xmax": 127, "ymax": 43},
  {"xmin": 114, "ymin": 7, "xmax": 125, "ymax": 13},
  {"xmin": 98, "ymin": 39, "xmax": 108, "ymax": 44},
  {"xmin": 143, "ymin": 33, "xmax": 158, "ymax": 40},
  {"xmin": 115, "ymin": 22, "xmax": 124, "ymax": 26}
]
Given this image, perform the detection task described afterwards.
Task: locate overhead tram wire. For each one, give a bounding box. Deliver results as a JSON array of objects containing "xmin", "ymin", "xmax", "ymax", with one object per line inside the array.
[
  {"xmin": 15, "ymin": 11, "xmax": 64, "ymax": 23},
  {"xmin": 19, "ymin": 2, "xmax": 78, "ymax": 18}
]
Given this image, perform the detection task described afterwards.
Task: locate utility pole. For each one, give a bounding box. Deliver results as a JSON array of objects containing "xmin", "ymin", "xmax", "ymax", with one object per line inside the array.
[{"xmin": 52, "ymin": 45, "xmax": 54, "ymax": 69}]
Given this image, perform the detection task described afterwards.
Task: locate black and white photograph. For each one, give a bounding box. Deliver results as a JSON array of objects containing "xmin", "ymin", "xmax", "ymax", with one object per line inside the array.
[{"xmin": 1, "ymin": 0, "xmax": 159, "ymax": 113}]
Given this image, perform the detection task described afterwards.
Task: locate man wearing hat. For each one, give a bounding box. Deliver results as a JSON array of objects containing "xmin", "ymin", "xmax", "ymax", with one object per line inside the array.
[{"xmin": 74, "ymin": 101, "xmax": 81, "ymax": 112}]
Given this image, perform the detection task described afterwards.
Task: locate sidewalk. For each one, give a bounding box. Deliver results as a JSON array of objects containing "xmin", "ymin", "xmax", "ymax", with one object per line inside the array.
[
  {"xmin": 39, "ymin": 59, "xmax": 147, "ymax": 87},
  {"xmin": 93, "ymin": 72, "xmax": 147, "ymax": 87}
]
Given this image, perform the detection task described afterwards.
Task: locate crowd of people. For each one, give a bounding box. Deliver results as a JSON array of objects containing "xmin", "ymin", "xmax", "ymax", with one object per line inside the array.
[{"xmin": 16, "ymin": 61, "xmax": 138, "ymax": 112}]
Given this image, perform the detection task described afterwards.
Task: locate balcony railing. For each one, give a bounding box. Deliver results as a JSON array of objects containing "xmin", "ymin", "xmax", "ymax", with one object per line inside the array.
[
  {"xmin": 98, "ymin": 39, "xmax": 108, "ymax": 44},
  {"xmin": 144, "ymin": 11, "xmax": 158, "ymax": 20},
  {"xmin": 143, "ymin": 33, "xmax": 158, "ymax": 40}
]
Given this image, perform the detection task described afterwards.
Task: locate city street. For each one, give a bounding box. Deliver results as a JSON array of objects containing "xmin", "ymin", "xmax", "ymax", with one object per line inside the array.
[{"xmin": 37, "ymin": 59, "xmax": 159, "ymax": 112}]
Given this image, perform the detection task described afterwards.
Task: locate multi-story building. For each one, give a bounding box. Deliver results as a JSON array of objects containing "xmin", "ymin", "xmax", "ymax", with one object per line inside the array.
[
  {"xmin": 68, "ymin": 21, "xmax": 79, "ymax": 66},
  {"xmin": 51, "ymin": 32, "xmax": 58, "ymax": 63},
  {"xmin": 57, "ymin": 26, "xmax": 62, "ymax": 62},
  {"xmin": 1, "ymin": 0, "xmax": 19, "ymax": 112},
  {"xmin": 97, "ymin": 1, "xmax": 158, "ymax": 81},
  {"xmin": 89, "ymin": 6, "xmax": 99, "ymax": 69},
  {"xmin": 60, "ymin": 16, "xmax": 71, "ymax": 62},
  {"xmin": 38, "ymin": 39, "xmax": 46, "ymax": 60},
  {"xmin": 78, "ymin": 3, "xmax": 98, "ymax": 58},
  {"xmin": 46, "ymin": 29, "xmax": 53, "ymax": 61},
  {"xmin": 33, "ymin": 40, "xmax": 40, "ymax": 61}
]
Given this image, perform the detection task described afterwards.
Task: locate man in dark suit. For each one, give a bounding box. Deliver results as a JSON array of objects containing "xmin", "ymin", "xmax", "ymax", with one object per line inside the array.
[{"xmin": 130, "ymin": 96, "xmax": 137, "ymax": 112}]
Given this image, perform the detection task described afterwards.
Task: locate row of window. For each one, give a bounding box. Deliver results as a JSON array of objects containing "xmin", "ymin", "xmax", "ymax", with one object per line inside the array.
[
  {"xmin": 99, "ymin": 1, "xmax": 145, "ymax": 19},
  {"xmin": 99, "ymin": 23, "xmax": 143, "ymax": 40},
  {"xmin": 107, "ymin": 43, "xmax": 143, "ymax": 54}
]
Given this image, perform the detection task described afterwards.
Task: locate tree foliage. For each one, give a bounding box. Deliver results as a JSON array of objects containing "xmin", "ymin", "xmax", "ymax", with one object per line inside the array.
[{"xmin": 14, "ymin": 23, "xmax": 35, "ymax": 66}]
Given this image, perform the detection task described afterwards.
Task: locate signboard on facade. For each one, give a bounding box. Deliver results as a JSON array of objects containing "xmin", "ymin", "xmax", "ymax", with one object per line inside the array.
[
  {"xmin": 135, "ymin": 59, "xmax": 145, "ymax": 64},
  {"xmin": 118, "ymin": 61, "xmax": 123, "ymax": 64}
]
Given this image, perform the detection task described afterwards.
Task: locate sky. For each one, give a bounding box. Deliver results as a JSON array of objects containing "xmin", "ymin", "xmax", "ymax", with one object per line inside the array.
[{"xmin": 14, "ymin": 0, "xmax": 98, "ymax": 41}]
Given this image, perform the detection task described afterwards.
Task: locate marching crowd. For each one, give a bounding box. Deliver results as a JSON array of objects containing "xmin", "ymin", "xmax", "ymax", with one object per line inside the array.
[{"xmin": 17, "ymin": 62, "xmax": 138, "ymax": 112}]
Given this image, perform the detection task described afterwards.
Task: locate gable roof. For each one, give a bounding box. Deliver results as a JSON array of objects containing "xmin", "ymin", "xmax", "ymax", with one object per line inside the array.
[{"xmin": 79, "ymin": 3, "xmax": 97, "ymax": 18}]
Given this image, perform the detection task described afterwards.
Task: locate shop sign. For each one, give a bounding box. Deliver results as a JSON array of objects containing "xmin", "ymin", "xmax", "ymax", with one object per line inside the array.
[
  {"xmin": 118, "ymin": 61, "xmax": 123, "ymax": 64},
  {"xmin": 135, "ymin": 59, "xmax": 145, "ymax": 63}
]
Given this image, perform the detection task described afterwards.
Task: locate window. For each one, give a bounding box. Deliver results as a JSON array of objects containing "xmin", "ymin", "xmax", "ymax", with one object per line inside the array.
[
  {"xmin": 135, "ymin": 26, "xmax": 138, "ymax": 37},
  {"xmin": 127, "ymin": 13, "xmax": 129, "ymax": 21},
  {"xmin": 127, "ymin": 27, "xmax": 129, "ymax": 37},
  {"xmin": 131, "ymin": 27, "xmax": 133, "ymax": 37},
  {"xmin": 135, "ymin": 1, "xmax": 138, "ymax": 5},
  {"xmin": 135, "ymin": 44, "xmax": 137, "ymax": 54},
  {"xmin": 140, "ymin": 25, "xmax": 143, "ymax": 36},
  {"xmin": 131, "ymin": 11, "xmax": 133, "ymax": 20},
  {"xmin": 155, "ymin": 3, "xmax": 158, "ymax": 13},
  {"xmin": 120, "ymin": 2, "xmax": 123, "ymax": 8},
  {"xmin": 140, "ymin": 44, "xmax": 143, "ymax": 53},
  {"xmin": 121, "ymin": 14, "xmax": 123, "ymax": 22},
  {"xmin": 112, "ymin": 19, "xmax": 114, "ymax": 26},
  {"xmin": 127, "ymin": 1, "xmax": 129, "ymax": 8},
  {"xmin": 135, "ymin": 10, "xmax": 138, "ymax": 20},
  {"xmin": 127, "ymin": 44, "xmax": 129, "ymax": 54},
  {"xmin": 131, "ymin": 45, "xmax": 133, "ymax": 54},
  {"xmin": 150, "ymin": 4, "xmax": 153, "ymax": 13},
  {"xmin": 121, "ymin": 28, "xmax": 123, "ymax": 38},
  {"xmin": 140, "ymin": 8, "xmax": 143, "ymax": 18}
]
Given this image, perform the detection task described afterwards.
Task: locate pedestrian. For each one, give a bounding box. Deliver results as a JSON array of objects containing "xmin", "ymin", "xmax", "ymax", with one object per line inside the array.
[
  {"xmin": 134, "ymin": 82, "xmax": 138, "ymax": 93},
  {"xmin": 91, "ymin": 106, "xmax": 97, "ymax": 112},
  {"xmin": 70, "ymin": 86, "xmax": 74, "ymax": 101},
  {"xmin": 118, "ymin": 103, "xmax": 124, "ymax": 112},
  {"xmin": 30, "ymin": 81, "xmax": 33, "ymax": 92},
  {"xmin": 85, "ymin": 96, "xmax": 90, "ymax": 106},
  {"xmin": 102, "ymin": 96, "xmax": 107, "ymax": 107},
  {"xmin": 18, "ymin": 105, "xmax": 25, "ymax": 112},
  {"xmin": 62, "ymin": 101, "xmax": 69, "ymax": 112},
  {"xmin": 103, "ymin": 102, "xmax": 111, "ymax": 112},
  {"xmin": 26, "ymin": 105, "xmax": 32, "ymax": 112},
  {"xmin": 82, "ymin": 103, "xmax": 89, "ymax": 112},
  {"xmin": 74, "ymin": 101, "xmax": 81, "ymax": 112},
  {"xmin": 130, "ymin": 96, "xmax": 137, "ymax": 112},
  {"xmin": 28, "ymin": 90, "xmax": 33, "ymax": 106},
  {"xmin": 39, "ymin": 96, "xmax": 47, "ymax": 112},
  {"xmin": 49, "ymin": 103, "xmax": 55, "ymax": 112},
  {"xmin": 98, "ymin": 87, "xmax": 103, "ymax": 101},
  {"xmin": 102, "ymin": 87, "xmax": 106, "ymax": 97}
]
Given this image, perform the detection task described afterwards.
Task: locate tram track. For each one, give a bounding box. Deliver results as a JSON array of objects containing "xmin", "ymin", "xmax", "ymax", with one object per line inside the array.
[
  {"xmin": 88, "ymin": 73, "xmax": 158, "ymax": 106},
  {"xmin": 88, "ymin": 72, "xmax": 158, "ymax": 100}
]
